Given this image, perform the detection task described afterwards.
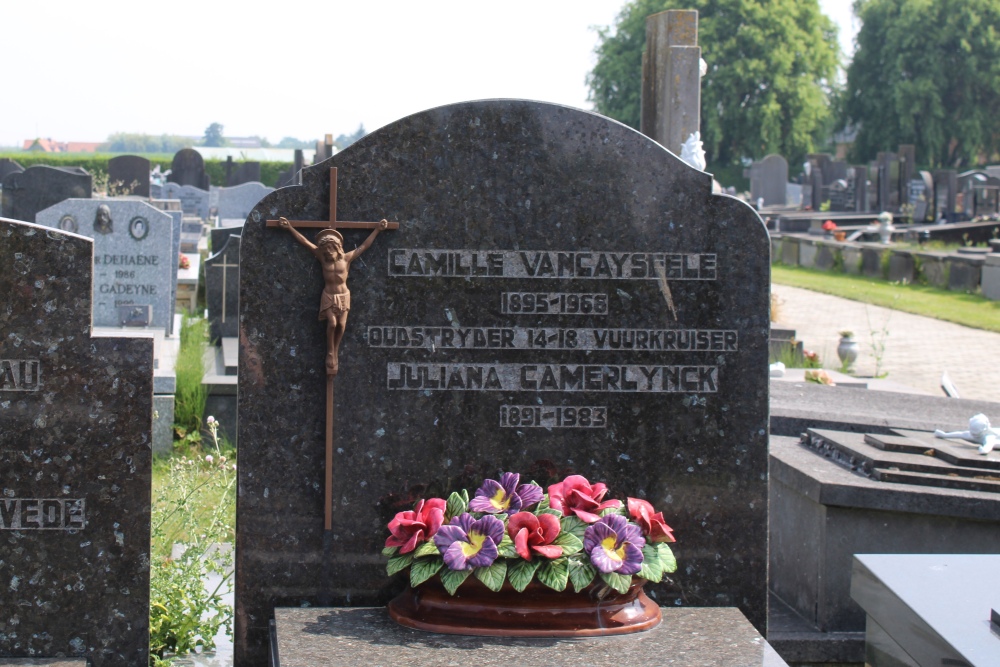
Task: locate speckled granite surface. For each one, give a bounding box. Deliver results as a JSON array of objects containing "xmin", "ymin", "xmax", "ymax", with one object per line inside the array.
[
  {"xmin": 236, "ymin": 100, "xmax": 770, "ymax": 666},
  {"xmin": 271, "ymin": 607, "xmax": 788, "ymax": 667},
  {"xmin": 0, "ymin": 219, "xmax": 152, "ymax": 667}
]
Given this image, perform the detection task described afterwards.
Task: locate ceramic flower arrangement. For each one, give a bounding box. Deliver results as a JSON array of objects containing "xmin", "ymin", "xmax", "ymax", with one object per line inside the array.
[{"xmin": 383, "ymin": 472, "xmax": 677, "ymax": 595}]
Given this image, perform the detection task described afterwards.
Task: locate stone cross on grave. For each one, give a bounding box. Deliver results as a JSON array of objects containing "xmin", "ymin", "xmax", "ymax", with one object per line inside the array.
[
  {"xmin": 267, "ymin": 167, "xmax": 398, "ymax": 531},
  {"xmin": 211, "ymin": 250, "xmax": 238, "ymax": 324}
]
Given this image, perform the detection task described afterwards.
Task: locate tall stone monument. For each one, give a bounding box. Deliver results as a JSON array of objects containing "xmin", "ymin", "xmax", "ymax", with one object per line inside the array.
[
  {"xmin": 641, "ymin": 10, "xmax": 702, "ymax": 156},
  {"xmin": 234, "ymin": 100, "xmax": 770, "ymax": 666}
]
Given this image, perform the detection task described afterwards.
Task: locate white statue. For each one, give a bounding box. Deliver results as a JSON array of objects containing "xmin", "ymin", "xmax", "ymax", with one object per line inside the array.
[
  {"xmin": 934, "ymin": 413, "xmax": 999, "ymax": 455},
  {"xmin": 875, "ymin": 211, "xmax": 895, "ymax": 244},
  {"xmin": 680, "ymin": 132, "xmax": 706, "ymax": 171}
]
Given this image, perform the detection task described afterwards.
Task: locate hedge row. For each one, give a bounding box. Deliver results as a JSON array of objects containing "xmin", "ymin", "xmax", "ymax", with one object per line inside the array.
[{"xmin": 0, "ymin": 152, "xmax": 292, "ymax": 188}]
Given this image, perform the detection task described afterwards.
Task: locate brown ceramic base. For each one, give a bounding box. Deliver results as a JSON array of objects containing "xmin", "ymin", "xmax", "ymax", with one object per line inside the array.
[{"xmin": 388, "ymin": 575, "xmax": 662, "ymax": 637}]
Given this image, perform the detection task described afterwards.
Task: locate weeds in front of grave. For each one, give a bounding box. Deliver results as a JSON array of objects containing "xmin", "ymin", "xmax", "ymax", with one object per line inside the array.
[
  {"xmin": 865, "ymin": 307, "xmax": 891, "ymax": 378},
  {"xmin": 768, "ymin": 340, "xmax": 822, "ymax": 369},
  {"xmin": 173, "ymin": 315, "xmax": 210, "ymax": 453},
  {"xmin": 150, "ymin": 418, "xmax": 235, "ymax": 666}
]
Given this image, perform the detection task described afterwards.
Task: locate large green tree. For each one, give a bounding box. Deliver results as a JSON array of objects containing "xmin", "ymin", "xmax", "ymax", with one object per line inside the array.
[
  {"xmin": 844, "ymin": 0, "xmax": 1000, "ymax": 168},
  {"xmin": 588, "ymin": 0, "xmax": 840, "ymax": 167}
]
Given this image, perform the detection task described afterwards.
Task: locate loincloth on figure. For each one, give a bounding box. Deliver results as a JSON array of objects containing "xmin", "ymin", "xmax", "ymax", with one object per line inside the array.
[{"xmin": 319, "ymin": 289, "xmax": 351, "ymax": 320}]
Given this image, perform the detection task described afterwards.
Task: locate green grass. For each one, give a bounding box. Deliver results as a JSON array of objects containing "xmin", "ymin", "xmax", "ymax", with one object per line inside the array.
[
  {"xmin": 772, "ymin": 264, "xmax": 1000, "ymax": 333},
  {"xmin": 151, "ymin": 452, "xmax": 235, "ymax": 559},
  {"xmin": 173, "ymin": 316, "xmax": 210, "ymax": 438}
]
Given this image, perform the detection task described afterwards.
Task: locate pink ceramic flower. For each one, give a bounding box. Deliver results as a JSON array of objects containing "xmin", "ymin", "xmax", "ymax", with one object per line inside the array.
[
  {"xmin": 626, "ymin": 497, "xmax": 676, "ymax": 543},
  {"xmin": 507, "ymin": 512, "xmax": 562, "ymax": 561},
  {"xmin": 547, "ymin": 475, "xmax": 621, "ymax": 523},
  {"xmin": 385, "ymin": 498, "xmax": 446, "ymax": 553}
]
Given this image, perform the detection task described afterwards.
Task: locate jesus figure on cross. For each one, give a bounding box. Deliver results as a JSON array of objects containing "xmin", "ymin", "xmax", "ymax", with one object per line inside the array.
[{"xmin": 278, "ymin": 216, "xmax": 388, "ymax": 376}]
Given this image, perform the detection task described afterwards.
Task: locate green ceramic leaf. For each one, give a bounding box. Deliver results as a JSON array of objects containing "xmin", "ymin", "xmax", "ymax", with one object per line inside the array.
[
  {"xmin": 381, "ymin": 546, "xmax": 399, "ymax": 557},
  {"xmin": 639, "ymin": 544, "xmax": 663, "ymax": 583},
  {"xmin": 552, "ymin": 531, "xmax": 583, "ymax": 556},
  {"xmin": 440, "ymin": 568, "xmax": 472, "ymax": 595},
  {"xmin": 460, "ymin": 488, "xmax": 470, "ymax": 504},
  {"xmin": 474, "ymin": 561, "xmax": 508, "ymax": 592},
  {"xmin": 386, "ymin": 553, "xmax": 413, "ymax": 576},
  {"xmin": 536, "ymin": 493, "xmax": 551, "ymax": 513},
  {"xmin": 536, "ymin": 557, "xmax": 569, "ymax": 592},
  {"xmin": 568, "ymin": 557, "xmax": 597, "ymax": 593},
  {"xmin": 413, "ymin": 541, "xmax": 441, "ymax": 558},
  {"xmin": 498, "ymin": 533, "xmax": 519, "ymax": 559},
  {"xmin": 538, "ymin": 508, "xmax": 562, "ymax": 517},
  {"xmin": 409, "ymin": 557, "xmax": 443, "ymax": 587},
  {"xmin": 600, "ymin": 504, "xmax": 627, "ymax": 518},
  {"xmin": 657, "ymin": 543, "xmax": 678, "ymax": 573},
  {"xmin": 600, "ymin": 571, "xmax": 631, "ymax": 595},
  {"xmin": 559, "ymin": 515, "xmax": 587, "ymax": 539},
  {"xmin": 507, "ymin": 559, "xmax": 541, "ymax": 592},
  {"xmin": 445, "ymin": 491, "xmax": 467, "ymax": 520}
]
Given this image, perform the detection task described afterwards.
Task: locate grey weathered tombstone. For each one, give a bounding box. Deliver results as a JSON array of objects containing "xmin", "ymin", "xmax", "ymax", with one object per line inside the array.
[
  {"xmin": 641, "ymin": 10, "xmax": 701, "ymax": 156},
  {"xmin": 162, "ymin": 181, "xmax": 210, "ymax": 219},
  {"xmin": 750, "ymin": 154, "xmax": 788, "ymax": 207},
  {"xmin": 897, "ymin": 144, "xmax": 915, "ymax": 209},
  {"xmin": 851, "ymin": 166, "xmax": 870, "ymax": 212},
  {"xmin": 0, "ymin": 217, "xmax": 152, "ymax": 667},
  {"xmin": 227, "ymin": 160, "xmax": 262, "ymax": 186},
  {"xmin": 1, "ymin": 165, "xmax": 92, "ymax": 223},
  {"xmin": 107, "ymin": 155, "xmax": 151, "ymax": 197},
  {"xmin": 234, "ymin": 100, "xmax": 770, "ymax": 666},
  {"xmin": 934, "ymin": 169, "xmax": 958, "ymax": 222},
  {"xmin": 36, "ymin": 199, "xmax": 176, "ymax": 331},
  {"xmin": 0, "ymin": 157, "xmax": 24, "ymax": 182},
  {"xmin": 168, "ymin": 147, "xmax": 210, "ymax": 189},
  {"xmin": 216, "ymin": 182, "xmax": 274, "ymax": 221},
  {"xmin": 205, "ymin": 233, "xmax": 240, "ymax": 341}
]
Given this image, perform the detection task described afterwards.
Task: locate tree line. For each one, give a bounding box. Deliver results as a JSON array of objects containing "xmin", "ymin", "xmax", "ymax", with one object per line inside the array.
[{"xmin": 589, "ymin": 0, "xmax": 1000, "ymax": 170}]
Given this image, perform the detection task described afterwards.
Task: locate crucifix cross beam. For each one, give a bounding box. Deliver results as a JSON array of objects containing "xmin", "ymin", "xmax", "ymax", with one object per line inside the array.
[{"xmin": 266, "ymin": 167, "xmax": 400, "ymax": 230}]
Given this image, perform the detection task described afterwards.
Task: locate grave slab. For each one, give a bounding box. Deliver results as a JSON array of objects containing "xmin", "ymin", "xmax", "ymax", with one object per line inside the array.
[
  {"xmin": 270, "ymin": 607, "xmax": 788, "ymax": 667},
  {"xmin": 236, "ymin": 100, "xmax": 770, "ymax": 666},
  {"xmin": 0, "ymin": 218, "xmax": 152, "ymax": 667},
  {"xmin": 36, "ymin": 199, "xmax": 176, "ymax": 331}
]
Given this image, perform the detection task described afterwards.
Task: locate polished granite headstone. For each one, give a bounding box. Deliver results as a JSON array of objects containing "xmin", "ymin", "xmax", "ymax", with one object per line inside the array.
[
  {"xmin": 227, "ymin": 161, "xmax": 262, "ymax": 187},
  {"xmin": 206, "ymin": 233, "xmax": 240, "ymax": 341},
  {"xmin": 36, "ymin": 199, "xmax": 175, "ymax": 331},
  {"xmin": 236, "ymin": 100, "xmax": 770, "ymax": 666},
  {"xmin": 0, "ymin": 218, "xmax": 152, "ymax": 667},
  {"xmin": 1, "ymin": 166, "xmax": 91, "ymax": 223},
  {"xmin": 162, "ymin": 182, "xmax": 210, "ymax": 219},
  {"xmin": 270, "ymin": 607, "xmax": 788, "ymax": 667},
  {"xmin": 0, "ymin": 158, "xmax": 24, "ymax": 182},
  {"xmin": 215, "ymin": 182, "xmax": 273, "ymax": 221},
  {"xmin": 107, "ymin": 155, "xmax": 150, "ymax": 197},
  {"xmin": 168, "ymin": 147, "xmax": 209, "ymax": 189}
]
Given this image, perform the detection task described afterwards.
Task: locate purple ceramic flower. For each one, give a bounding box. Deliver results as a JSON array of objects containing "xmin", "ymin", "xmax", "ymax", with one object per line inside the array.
[
  {"xmin": 583, "ymin": 514, "xmax": 645, "ymax": 575},
  {"xmin": 433, "ymin": 513, "xmax": 505, "ymax": 570},
  {"xmin": 468, "ymin": 472, "xmax": 543, "ymax": 514}
]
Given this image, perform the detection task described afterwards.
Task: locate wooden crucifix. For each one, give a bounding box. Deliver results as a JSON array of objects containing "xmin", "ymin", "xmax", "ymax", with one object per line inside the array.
[{"xmin": 268, "ymin": 167, "xmax": 398, "ymax": 531}]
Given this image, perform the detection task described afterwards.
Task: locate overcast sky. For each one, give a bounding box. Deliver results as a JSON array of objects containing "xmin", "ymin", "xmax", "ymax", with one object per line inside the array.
[{"xmin": 1, "ymin": 0, "xmax": 857, "ymax": 148}]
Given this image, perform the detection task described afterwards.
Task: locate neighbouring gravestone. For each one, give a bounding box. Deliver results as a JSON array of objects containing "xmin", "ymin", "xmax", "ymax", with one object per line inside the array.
[
  {"xmin": 205, "ymin": 233, "xmax": 240, "ymax": 341},
  {"xmin": 36, "ymin": 199, "xmax": 175, "ymax": 331},
  {"xmin": 1, "ymin": 165, "xmax": 92, "ymax": 223},
  {"xmin": 216, "ymin": 182, "xmax": 273, "ymax": 222},
  {"xmin": 641, "ymin": 10, "xmax": 701, "ymax": 157},
  {"xmin": 227, "ymin": 160, "xmax": 262, "ymax": 186},
  {"xmin": 168, "ymin": 147, "xmax": 209, "ymax": 189},
  {"xmin": 107, "ymin": 155, "xmax": 150, "ymax": 197},
  {"xmin": 750, "ymin": 154, "xmax": 788, "ymax": 207},
  {"xmin": 180, "ymin": 218, "xmax": 203, "ymax": 253},
  {"xmin": 234, "ymin": 100, "xmax": 770, "ymax": 666},
  {"xmin": 0, "ymin": 158, "xmax": 23, "ymax": 182},
  {"xmin": 0, "ymin": 217, "xmax": 153, "ymax": 667},
  {"xmin": 161, "ymin": 182, "xmax": 210, "ymax": 219},
  {"xmin": 210, "ymin": 223, "xmax": 243, "ymax": 254}
]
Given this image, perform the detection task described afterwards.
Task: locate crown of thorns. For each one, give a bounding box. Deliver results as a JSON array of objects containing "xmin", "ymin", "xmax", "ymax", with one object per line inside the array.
[{"xmin": 316, "ymin": 228, "xmax": 344, "ymax": 246}]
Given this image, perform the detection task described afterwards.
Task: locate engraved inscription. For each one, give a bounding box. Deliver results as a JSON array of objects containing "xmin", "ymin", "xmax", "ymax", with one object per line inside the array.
[
  {"xmin": 368, "ymin": 327, "xmax": 737, "ymax": 352},
  {"xmin": 500, "ymin": 292, "xmax": 608, "ymax": 315},
  {"xmin": 387, "ymin": 363, "xmax": 718, "ymax": 393},
  {"xmin": 500, "ymin": 405, "xmax": 607, "ymax": 428},
  {"xmin": 389, "ymin": 249, "xmax": 717, "ymax": 280},
  {"xmin": 0, "ymin": 498, "xmax": 86, "ymax": 530},
  {"xmin": 0, "ymin": 359, "xmax": 40, "ymax": 391}
]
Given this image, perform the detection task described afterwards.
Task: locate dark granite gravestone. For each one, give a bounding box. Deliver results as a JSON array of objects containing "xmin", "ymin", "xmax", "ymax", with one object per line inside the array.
[
  {"xmin": 168, "ymin": 148, "xmax": 209, "ymax": 189},
  {"xmin": 235, "ymin": 100, "xmax": 770, "ymax": 667},
  {"xmin": 107, "ymin": 155, "xmax": 150, "ymax": 197},
  {"xmin": 227, "ymin": 161, "xmax": 262, "ymax": 187},
  {"xmin": 210, "ymin": 224, "xmax": 243, "ymax": 254},
  {"xmin": 206, "ymin": 233, "xmax": 240, "ymax": 341},
  {"xmin": 1, "ymin": 165, "xmax": 92, "ymax": 223},
  {"xmin": 0, "ymin": 158, "xmax": 24, "ymax": 182},
  {"xmin": 750, "ymin": 154, "xmax": 788, "ymax": 207},
  {"xmin": 0, "ymin": 218, "xmax": 152, "ymax": 667}
]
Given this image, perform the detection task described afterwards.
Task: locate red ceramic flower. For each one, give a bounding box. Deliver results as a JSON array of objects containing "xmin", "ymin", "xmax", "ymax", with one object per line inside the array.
[
  {"xmin": 548, "ymin": 475, "xmax": 621, "ymax": 523},
  {"xmin": 507, "ymin": 511, "xmax": 562, "ymax": 561},
  {"xmin": 385, "ymin": 498, "xmax": 446, "ymax": 553},
  {"xmin": 626, "ymin": 497, "xmax": 676, "ymax": 543},
  {"xmin": 822, "ymin": 220, "xmax": 837, "ymax": 231}
]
